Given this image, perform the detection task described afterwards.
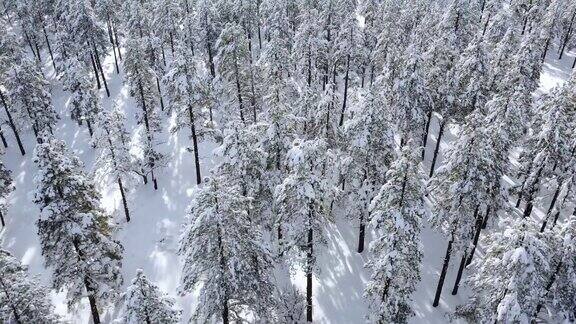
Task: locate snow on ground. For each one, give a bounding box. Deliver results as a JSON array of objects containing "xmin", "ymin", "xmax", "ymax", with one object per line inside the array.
[{"xmin": 0, "ymin": 43, "xmax": 574, "ymax": 323}]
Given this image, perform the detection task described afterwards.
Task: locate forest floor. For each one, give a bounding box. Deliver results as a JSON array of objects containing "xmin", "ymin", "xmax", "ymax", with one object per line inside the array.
[{"xmin": 0, "ymin": 44, "xmax": 574, "ymax": 323}]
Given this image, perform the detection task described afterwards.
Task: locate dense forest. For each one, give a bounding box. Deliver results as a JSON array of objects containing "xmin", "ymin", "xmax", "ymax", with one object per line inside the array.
[{"xmin": 0, "ymin": 0, "xmax": 575, "ymax": 323}]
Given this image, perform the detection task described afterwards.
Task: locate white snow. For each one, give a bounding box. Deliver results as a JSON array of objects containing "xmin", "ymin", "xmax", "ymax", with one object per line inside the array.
[{"xmin": 0, "ymin": 37, "xmax": 574, "ymax": 323}]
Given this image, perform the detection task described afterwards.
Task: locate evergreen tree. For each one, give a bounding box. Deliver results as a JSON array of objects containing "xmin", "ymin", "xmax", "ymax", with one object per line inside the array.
[
  {"xmin": 428, "ymin": 111, "xmax": 507, "ymax": 305},
  {"xmin": 0, "ymin": 249, "xmax": 61, "ymax": 323},
  {"xmin": 93, "ymin": 102, "xmax": 134, "ymax": 222},
  {"xmin": 214, "ymin": 123, "xmax": 271, "ymax": 223},
  {"xmin": 163, "ymin": 43, "xmax": 213, "ymax": 185},
  {"xmin": 214, "ymin": 23, "xmax": 255, "ymax": 125},
  {"xmin": 454, "ymin": 217, "xmax": 552, "ymax": 323},
  {"xmin": 33, "ymin": 137, "xmax": 123, "ymax": 324},
  {"xmin": 535, "ymin": 216, "xmax": 576, "ymax": 321},
  {"xmin": 275, "ymin": 138, "xmax": 332, "ymax": 322},
  {"xmin": 6, "ymin": 57, "xmax": 58, "ymax": 141},
  {"xmin": 0, "ymin": 160, "xmax": 13, "ymax": 227},
  {"xmin": 179, "ymin": 176, "xmax": 276, "ymax": 323},
  {"xmin": 60, "ymin": 55, "xmax": 101, "ymax": 137},
  {"xmin": 124, "ymin": 36, "xmax": 164, "ymax": 190},
  {"xmin": 344, "ymin": 81, "xmax": 395, "ymax": 253},
  {"xmin": 117, "ymin": 270, "xmax": 181, "ymax": 324},
  {"xmin": 365, "ymin": 144, "xmax": 424, "ymax": 323},
  {"xmin": 0, "ymin": 20, "xmax": 26, "ymax": 155}
]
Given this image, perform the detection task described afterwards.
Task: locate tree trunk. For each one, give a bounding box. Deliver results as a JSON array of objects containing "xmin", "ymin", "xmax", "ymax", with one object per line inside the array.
[
  {"xmin": 118, "ymin": 177, "xmax": 130, "ymax": 222},
  {"xmin": 106, "ymin": 18, "xmax": 120, "ymax": 74},
  {"xmin": 572, "ymin": 56, "xmax": 576, "ymax": 69},
  {"xmin": 433, "ymin": 237, "xmax": 453, "ymax": 307},
  {"xmin": 206, "ymin": 37, "xmax": 215, "ymax": 78},
  {"xmin": 422, "ymin": 109, "xmax": 433, "ymax": 160},
  {"xmin": 0, "ymin": 209, "xmax": 4, "ymax": 227},
  {"xmin": 540, "ymin": 183, "xmax": 561, "ymax": 232},
  {"xmin": 559, "ymin": 10, "xmax": 576, "ymax": 60},
  {"xmin": 91, "ymin": 54, "xmax": 101, "ymax": 89},
  {"xmin": 234, "ymin": 60, "xmax": 245, "ymax": 124},
  {"xmin": 151, "ymin": 169, "xmax": 158, "ymax": 190},
  {"xmin": 521, "ymin": 166, "xmax": 543, "ymax": 217},
  {"xmin": 357, "ymin": 211, "xmax": 366, "ymax": 253},
  {"xmin": 541, "ymin": 37, "xmax": 550, "ymax": 63},
  {"xmin": 451, "ymin": 250, "xmax": 468, "ymax": 295},
  {"xmin": 467, "ymin": 207, "xmax": 486, "ymax": 265},
  {"xmin": 0, "ymin": 90, "xmax": 25, "ymax": 155},
  {"xmin": 533, "ymin": 262, "xmax": 562, "ymax": 319},
  {"xmin": 156, "ymin": 77, "xmax": 165, "ymax": 111},
  {"xmin": 34, "ymin": 40, "xmax": 42, "ymax": 62},
  {"xmin": 43, "ymin": 26, "xmax": 57, "ymax": 72},
  {"xmin": 86, "ymin": 119, "xmax": 94, "ymax": 137},
  {"xmin": 92, "ymin": 43, "xmax": 110, "ymax": 97},
  {"xmin": 113, "ymin": 24, "xmax": 122, "ymax": 61},
  {"xmin": 429, "ymin": 120, "xmax": 446, "ymax": 178},
  {"xmin": 339, "ymin": 54, "xmax": 351, "ymax": 127},
  {"xmin": 306, "ymin": 226, "xmax": 313, "ymax": 322},
  {"xmin": 85, "ymin": 277, "xmax": 101, "ymax": 324},
  {"xmin": 0, "ymin": 124, "xmax": 7, "ymax": 148},
  {"xmin": 188, "ymin": 106, "xmax": 202, "ymax": 185}
]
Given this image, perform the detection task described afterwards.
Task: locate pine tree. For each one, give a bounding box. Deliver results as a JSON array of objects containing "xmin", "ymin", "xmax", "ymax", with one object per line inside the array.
[
  {"xmin": 214, "ymin": 23, "xmax": 255, "ymax": 125},
  {"xmin": 57, "ymin": 0, "xmax": 111, "ymax": 96},
  {"xmin": 429, "ymin": 111, "xmax": 507, "ymax": 305},
  {"xmin": 214, "ymin": 123, "xmax": 270, "ymax": 222},
  {"xmin": 163, "ymin": 43, "xmax": 213, "ymax": 185},
  {"xmin": 117, "ymin": 270, "xmax": 181, "ymax": 324},
  {"xmin": 179, "ymin": 176, "xmax": 277, "ymax": 323},
  {"xmin": 275, "ymin": 138, "xmax": 332, "ymax": 322},
  {"xmin": 364, "ymin": 144, "xmax": 424, "ymax": 323},
  {"xmin": 93, "ymin": 102, "xmax": 134, "ymax": 222},
  {"xmin": 6, "ymin": 57, "xmax": 58, "ymax": 141},
  {"xmin": 0, "ymin": 160, "xmax": 13, "ymax": 227},
  {"xmin": 0, "ymin": 249, "xmax": 61, "ymax": 323},
  {"xmin": 33, "ymin": 137, "xmax": 123, "ymax": 324},
  {"xmin": 0, "ymin": 20, "xmax": 26, "ymax": 155},
  {"xmin": 124, "ymin": 36, "xmax": 164, "ymax": 190},
  {"xmin": 344, "ymin": 81, "xmax": 395, "ymax": 253},
  {"xmin": 60, "ymin": 55, "xmax": 101, "ymax": 137},
  {"xmin": 454, "ymin": 216, "xmax": 553, "ymax": 323},
  {"xmin": 535, "ymin": 216, "xmax": 576, "ymax": 321}
]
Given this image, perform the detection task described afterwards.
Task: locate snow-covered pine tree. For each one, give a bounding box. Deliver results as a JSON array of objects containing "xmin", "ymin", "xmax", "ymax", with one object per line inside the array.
[
  {"xmin": 534, "ymin": 216, "xmax": 576, "ymax": 321},
  {"xmin": 516, "ymin": 72, "xmax": 576, "ymax": 221},
  {"xmin": 117, "ymin": 269, "xmax": 181, "ymax": 324},
  {"xmin": 391, "ymin": 45, "xmax": 431, "ymax": 155},
  {"xmin": 0, "ymin": 249, "xmax": 61, "ymax": 323},
  {"xmin": 94, "ymin": 102, "xmax": 134, "ymax": 222},
  {"xmin": 60, "ymin": 55, "xmax": 102, "ymax": 137},
  {"xmin": 6, "ymin": 56, "xmax": 58, "ymax": 141},
  {"xmin": 123, "ymin": 35, "xmax": 164, "ymax": 190},
  {"xmin": 163, "ymin": 42, "xmax": 213, "ymax": 185},
  {"xmin": 179, "ymin": 175, "xmax": 276, "ymax": 323},
  {"xmin": 428, "ymin": 110, "xmax": 507, "ymax": 305},
  {"xmin": 214, "ymin": 22, "xmax": 255, "ymax": 125},
  {"xmin": 59, "ymin": 0, "xmax": 111, "ymax": 97},
  {"xmin": 454, "ymin": 216, "xmax": 553, "ymax": 323},
  {"xmin": 344, "ymin": 81, "xmax": 395, "ymax": 253},
  {"xmin": 0, "ymin": 20, "xmax": 26, "ymax": 155},
  {"xmin": 33, "ymin": 137, "xmax": 123, "ymax": 324},
  {"xmin": 214, "ymin": 123, "xmax": 270, "ymax": 223},
  {"xmin": 0, "ymin": 160, "xmax": 13, "ymax": 227},
  {"xmin": 191, "ymin": 0, "xmax": 220, "ymax": 79},
  {"xmin": 275, "ymin": 138, "xmax": 332, "ymax": 322},
  {"xmin": 277, "ymin": 284, "xmax": 306, "ymax": 324},
  {"xmin": 365, "ymin": 143, "xmax": 424, "ymax": 323},
  {"xmin": 452, "ymin": 36, "xmax": 490, "ymax": 123}
]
